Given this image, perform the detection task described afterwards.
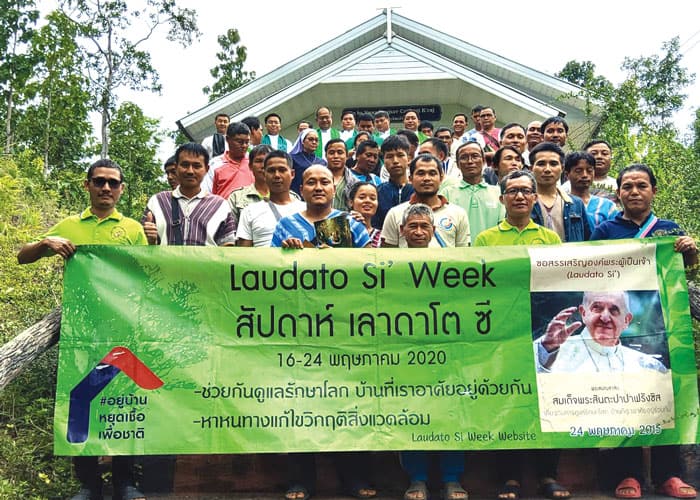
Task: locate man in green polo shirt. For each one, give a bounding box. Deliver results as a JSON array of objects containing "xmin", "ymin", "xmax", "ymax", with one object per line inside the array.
[
  {"xmin": 17, "ymin": 159, "xmax": 147, "ymax": 500},
  {"xmin": 474, "ymin": 170, "xmax": 560, "ymax": 247},
  {"xmin": 473, "ymin": 169, "xmax": 566, "ymax": 500},
  {"xmin": 18, "ymin": 159, "xmax": 146, "ymax": 262},
  {"xmin": 440, "ymin": 141, "xmax": 505, "ymax": 239}
]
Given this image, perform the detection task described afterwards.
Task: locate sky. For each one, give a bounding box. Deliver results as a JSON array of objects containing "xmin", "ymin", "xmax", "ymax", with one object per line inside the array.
[{"xmin": 115, "ymin": 0, "xmax": 700, "ymax": 161}]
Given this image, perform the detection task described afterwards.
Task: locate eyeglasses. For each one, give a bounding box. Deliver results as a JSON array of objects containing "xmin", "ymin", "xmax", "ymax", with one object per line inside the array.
[
  {"xmin": 305, "ymin": 137, "xmax": 319, "ymax": 142},
  {"xmin": 91, "ymin": 177, "xmax": 122, "ymax": 189},
  {"xmin": 504, "ymin": 187, "xmax": 534, "ymax": 197}
]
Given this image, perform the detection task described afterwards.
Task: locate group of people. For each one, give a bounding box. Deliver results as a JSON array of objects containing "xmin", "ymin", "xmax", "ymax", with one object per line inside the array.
[{"xmin": 16, "ymin": 103, "xmax": 698, "ymax": 500}]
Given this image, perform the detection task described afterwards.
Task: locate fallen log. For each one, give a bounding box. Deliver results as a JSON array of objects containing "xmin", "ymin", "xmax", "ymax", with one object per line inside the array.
[{"xmin": 0, "ymin": 306, "xmax": 61, "ymax": 390}]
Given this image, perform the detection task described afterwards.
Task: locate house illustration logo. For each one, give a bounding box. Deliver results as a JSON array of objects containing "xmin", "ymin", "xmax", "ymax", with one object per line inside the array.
[{"xmin": 67, "ymin": 346, "xmax": 163, "ymax": 444}]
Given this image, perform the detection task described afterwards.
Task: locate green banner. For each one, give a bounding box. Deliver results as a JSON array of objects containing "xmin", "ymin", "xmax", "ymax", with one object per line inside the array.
[{"xmin": 54, "ymin": 238, "xmax": 699, "ymax": 456}]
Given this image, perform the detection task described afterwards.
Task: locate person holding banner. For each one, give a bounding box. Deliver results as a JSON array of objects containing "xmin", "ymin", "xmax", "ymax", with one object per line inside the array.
[
  {"xmin": 399, "ymin": 203, "xmax": 468, "ymax": 500},
  {"xmin": 17, "ymin": 159, "xmax": 147, "ymax": 500},
  {"xmin": 590, "ymin": 163, "xmax": 697, "ymax": 500},
  {"xmin": 270, "ymin": 165, "xmax": 371, "ymax": 248},
  {"xmin": 591, "ymin": 164, "xmax": 697, "ymax": 269},
  {"xmin": 474, "ymin": 170, "xmax": 569, "ymax": 500},
  {"xmin": 273, "ymin": 166, "xmax": 375, "ymax": 496},
  {"xmin": 142, "ymin": 142, "xmax": 237, "ymax": 247}
]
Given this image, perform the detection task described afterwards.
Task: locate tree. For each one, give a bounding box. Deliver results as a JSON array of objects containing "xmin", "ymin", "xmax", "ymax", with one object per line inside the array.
[
  {"xmin": 558, "ymin": 38, "xmax": 695, "ymax": 166},
  {"xmin": 59, "ymin": 0, "xmax": 199, "ymax": 158},
  {"xmin": 108, "ymin": 101, "xmax": 164, "ymax": 217},
  {"xmin": 621, "ymin": 38, "xmax": 693, "ymax": 129},
  {"xmin": 557, "ymin": 38, "xmax": 699, "ymax": 237},
  {"xmin": 0, "ymin": 0, "xmax": 39, "ymax": 154},
  {"xmin": 15, "ymin": 10, "xmax": 92, "ymax": 176},
  {"xmin": 556, "ymin": 60, "xmax": 612, "ymax": 93},
  {"xmin": 202, "ymin": 28, "xmax": 255, "ymax": 102}
]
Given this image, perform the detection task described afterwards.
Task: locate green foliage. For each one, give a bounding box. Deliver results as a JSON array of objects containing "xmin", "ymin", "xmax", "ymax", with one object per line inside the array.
[
  {"xmin": 0, "ymin": 153, "xmax": 74, "ymax": 498},
  {"xmin": 0, "ymin": 152, "xmax": 64, "ymax": 340},
  {"xmin": 169, "ymin": 127, "xmax": 192, "ymax": 147},
  {"xmin": 0, "ymin": 349, "xmax": 76, "ymax": 499},
  {"xmin": 0, "ymin": 0, "xmax": 40, "ymax": 153},
  {"xmin": 621, "ymin": 38, "xmax": 693, "ymax": 129},
  {"xmin": 556, "ymin": 60, "xmax": 613, "ymax": 95},
  {"xmin": 109, "ymin": 101, "xmax": 166, "ymax": 217},
  {"xmin": 203, "ymin": 28, "xmax": 255, "ymax": 102},
  {"xmin": 15, "ymin": 10, "xmax": 92, "ymax": 175},
  {"xmin": 557, "ymin": 38, "xmax": 698, "ymax": 238},
  {"xmin": 58, "ymin": 0, "xmax": 200, "ymax": 157}
]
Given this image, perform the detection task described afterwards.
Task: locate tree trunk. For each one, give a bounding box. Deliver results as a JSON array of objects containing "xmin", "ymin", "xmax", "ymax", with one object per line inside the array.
[
  {"xmin": 4, "ymin": 90, "xmax": 13, "ymax": 154},
  {"xmin": 100, "ymin": 103, "xmax": 109, "ymax": 158},
  {"xmin": 0, "ymin": 307, "xmax": 61, "ymax": 390}
]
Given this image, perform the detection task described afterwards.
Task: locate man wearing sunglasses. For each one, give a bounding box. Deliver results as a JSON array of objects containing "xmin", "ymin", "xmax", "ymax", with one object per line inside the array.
[
  {"xmin": 16, "ymin": 159, "xmax": 148, "ymax": 500},
  {"xmin": 17, "ymin": 159, "xmax": 147, "ymax": 264}
]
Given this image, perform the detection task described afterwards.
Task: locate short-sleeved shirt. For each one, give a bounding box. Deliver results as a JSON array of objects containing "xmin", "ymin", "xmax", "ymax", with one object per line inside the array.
[
  {"xmin": 372, "ymin": 180, "xmax": 414, "ymax": 229},
  {"xmin": 229, "ymin": 185, "xmax": 302, "ymax": 224},
  {"xmin": 42, "ymin": 208, "xmax": 147, "ymax": 246},
  {"xmin": 270, "ymin": 209, "xmax": 370, "ymax": 248},
  {"xmin": 473, "ymin": 219, "xmax": 561, "ymax": 247},
  {"xmin": 590, "ymin": 212, "xmax": 684, "ymax": 241},
  {"xmin": 381, "ymin": 194, "xmax": 470, "ymax": 247},
  {"xmin": 211, "ymin": 153, "xmax": 253, "ymax": 199},
  {"xmin": 145, "ymin": 188, "xmax": 237, "ymax": 246},
  {"xmin": 237, "ymin": 199, "xmax": 306, "ymax": 247},
  {"xmin": 440, "ymin": 180, "xmax": 505, "ymax": 240},
  {"xmin": 585, "ymin": 195, "xmax": 619, "ymax": 227}
]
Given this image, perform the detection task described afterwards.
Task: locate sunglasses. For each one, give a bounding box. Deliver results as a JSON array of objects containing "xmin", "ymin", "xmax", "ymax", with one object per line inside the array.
[{"xmin": 91, "ymin": 177, "xmax": 122, "ymax": 189}]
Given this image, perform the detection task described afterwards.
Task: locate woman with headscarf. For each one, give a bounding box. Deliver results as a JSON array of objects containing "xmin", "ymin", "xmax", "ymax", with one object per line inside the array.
[{"xmin": 290, "ymin": 128, "xmax": 327, "ymax": 196}]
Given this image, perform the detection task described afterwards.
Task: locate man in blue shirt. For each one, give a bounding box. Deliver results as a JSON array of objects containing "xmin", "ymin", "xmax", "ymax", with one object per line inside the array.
[
  {"xmin": 563, "ymin": 151, "xmax": 618, "ymax": 228},
  {"xmin": 373, "ymin": 135, "xmax": 414, "ymax": 228},
  {"xmin": 591, "ymin": 163, "xmax": 697, "ymax": 499},
  {"xmin": 271, "ymin": 165, "xmax": 370, "ymax": 248}
]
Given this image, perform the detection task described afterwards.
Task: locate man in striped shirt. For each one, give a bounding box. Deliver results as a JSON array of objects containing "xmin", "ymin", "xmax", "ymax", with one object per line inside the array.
[{"xmin": 143, "ymin": 142, "xmax": 236, "ymax": 246}]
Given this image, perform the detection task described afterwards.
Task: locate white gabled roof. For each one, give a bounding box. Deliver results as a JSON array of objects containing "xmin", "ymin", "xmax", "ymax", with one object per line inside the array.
[{"xmin": 178, "ymin": 11, "xmax": 599, "ymax": 146}]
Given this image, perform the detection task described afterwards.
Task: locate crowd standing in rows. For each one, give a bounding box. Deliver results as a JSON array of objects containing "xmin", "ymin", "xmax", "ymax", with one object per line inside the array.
[{"xmin": 16, "ymin": 104, "xmax": 698, "ymax": 500}]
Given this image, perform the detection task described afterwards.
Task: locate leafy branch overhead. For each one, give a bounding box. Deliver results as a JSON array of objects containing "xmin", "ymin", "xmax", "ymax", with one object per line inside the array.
[
  {"xmin": 557, "ymin": 37, "xmax": 699, "ymax": 237},
  {"xmin": 57, "ymin": 0, "xmax": 200, "ymax": 157},
  {"xmin": 203, "ymin": 28, "xmax": 256, "ymax": 102}
]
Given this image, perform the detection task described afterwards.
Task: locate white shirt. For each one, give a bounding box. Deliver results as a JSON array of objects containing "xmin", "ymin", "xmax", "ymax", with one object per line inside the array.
[
  {"xmin": 534, "ymin": 328, "xmax": 667, "ymax": 373},
  {"xmin": 381, "ymin": 200, "xmax": 470, "ymax": 247},
  {"xmin": 237, "ymin": 199, "xmax": 306, "ymax": 247},
  {"xmin": 266, "ymin": 134, "xmax": 293, "ymax": 151}
]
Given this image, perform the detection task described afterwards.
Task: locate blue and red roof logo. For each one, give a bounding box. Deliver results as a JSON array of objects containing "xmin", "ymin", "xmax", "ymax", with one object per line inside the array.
[{"xmin": 67, "ymin": 346, "xmax": 163, "ymax": 444}]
